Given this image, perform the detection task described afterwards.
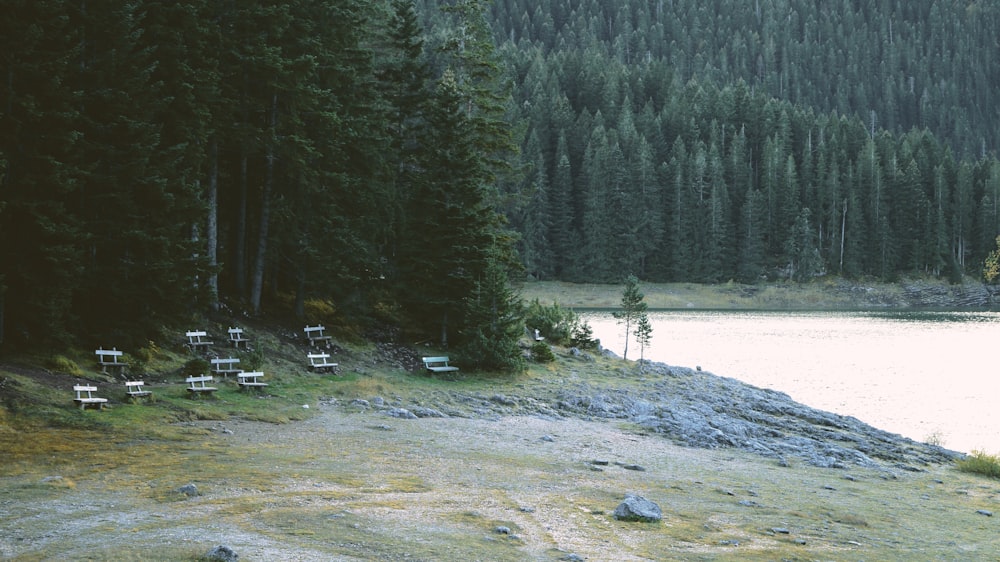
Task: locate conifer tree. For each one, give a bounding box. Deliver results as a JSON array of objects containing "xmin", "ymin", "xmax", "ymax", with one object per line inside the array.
[
  {"xmin": 613, "ymin": 274, "xmax": 649, "ymax": 361},
  {"xmin": 458, "ymin": 246, "xmax": 526, "ymax": 373}
]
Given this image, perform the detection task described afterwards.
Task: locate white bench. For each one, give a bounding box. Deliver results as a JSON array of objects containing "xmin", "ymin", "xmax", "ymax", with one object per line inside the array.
[
  {"xmin": 237, "ymin": 371, "xmax": 268, "ymax": 390},
  {"xmin": 95, "ymin": 347, "xmax": 127, "ymax": 375},
  {"xmin": 124, "ymin": 380, "xmax": 152, "ymax": 401},
  {"xmin": 210, "ymin": 356, "xmax": 242, "ymax": 377},
  {"xmin": 228, "ymin": 326, "xmax": 250, "ymax": 349},
  {"xmin": 304, "ymin": 325, "xmax": 333, "ymax": 348},
  {"xmin": 422, "ymin": 356, "xmax": 459, "ymax": 374},
  {"xmin": 185, "ymin": 330, "xmax": 214, "ymax": 351},
  {"xmin": 186, "ymin": 375, "xmax": 217, "ymax": 396},
  {"xmin": 307, "ymin": 352, "xmax": 338, "ymax": 373},
  {"xmin": 73, "ymin": 385, "xmax": 108, "ymax": 410}
]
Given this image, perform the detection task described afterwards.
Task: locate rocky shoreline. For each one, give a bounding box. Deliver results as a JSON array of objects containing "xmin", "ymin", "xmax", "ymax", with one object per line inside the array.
[{"xmin": 355, "ymin": 348, "xmax": 963, "ymax": 473}]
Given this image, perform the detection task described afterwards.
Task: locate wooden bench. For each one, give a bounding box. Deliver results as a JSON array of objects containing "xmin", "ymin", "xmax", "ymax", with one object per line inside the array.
[
  {"xmin": 237, "ymin": 371, "xmax": 268, "ymax": 390},
  {"xmin": 73, "ymin": 385, "xmax": 108, "ymax": 410},
  {"xmin": 422, "ymin": 356, "xmax": 459, "ymax": 374},
  {"xmin": 210, "ymin": 356, "xmax": 243, "ymax": 377},
  {"xmin": 228, "ymin": 326, "xmax": 250, "ymax": 349},
  {"xmin": 304, "ymin": 325, "xmax": 333, "ymax": 348},
  {"xmin": 186, "ymin": 375, "xmax": 217, "ymax": 397},
  {"xmin": 124, "ymin": 380, "xmax": 152, "ymax": 401},
  {"xmin": 95, "ymin": 347, "xmax": 127, "ymax": 375},
  {"xmin": 307, "ymin": 352, "xmax": 338, "ymax": 373},
  {"xmin": 185, "ymin": 330, "xmax": 214, "ymax": 351}
]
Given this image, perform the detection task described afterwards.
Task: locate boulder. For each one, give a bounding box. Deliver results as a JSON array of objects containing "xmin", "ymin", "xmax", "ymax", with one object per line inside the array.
[{"xmin": 613, "ymin": 494, "xmax": 662, "ymax": 523}]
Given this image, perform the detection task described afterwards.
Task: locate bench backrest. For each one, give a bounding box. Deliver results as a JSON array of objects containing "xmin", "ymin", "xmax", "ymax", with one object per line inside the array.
[
  {"xmin": 308, "ymin": 353, "xmax": 332, "ymax": 365},
  {"xmin": 304, "ymin": 325, "xmax": 328, "ymax": 336},
  {"xmin": 74, "ymin": 385, "xmax": 98, "ymax": 394},
  {"xmin": 228, "ymin": 327, "xmax": 246, "ymax": 339},
  {"xmin": 125, "ymin": 381, "xmax": 146, "ymax": 388},
  {"xmin": 422, "ymin": 356, "xmax": 451, "ymax": 366},
  {"xmin": 211, "ymin": 357, "xmax": 240, "ymax": 365},
  {"xmin": 238, "ymin": 371, "xmax": 264, "ymax": 380},
  {"xmin": 186, "ymin": 331, "xmax": 211, "ymax": 343},
  {"xmin": 186, "ymin": 375, "xmax": 214, "ymax": 384},
  {"xmin": 95, "ymin": 348, "xmax": 124, "ymax": 362}
]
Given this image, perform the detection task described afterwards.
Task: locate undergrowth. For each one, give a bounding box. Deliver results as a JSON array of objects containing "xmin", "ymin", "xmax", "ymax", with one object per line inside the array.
[{"xmin": 956, "ymin": 450, "xmax": 1000, "ymax": 478}]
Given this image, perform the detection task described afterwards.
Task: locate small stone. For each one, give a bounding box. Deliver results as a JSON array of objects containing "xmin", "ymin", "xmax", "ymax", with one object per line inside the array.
[
  {"xmin": 770, "ymin": 527, "xmax": 790, "ymax": 534},
  {"xmin": 176, "ymin": 483, "xmax": 199, "ymax": 497},
  {"xmin": 622, "ymin": 464, "xmax": 646, "ymax": 472},
  {"xmin": 540, "ymin": 435, "xmax": 555, "ymax": 442},
  {"xmin": 205, "ymin": 545, "xmax": 238, "ymax": 562},
  {"xmin": 591, "ymin": 459, "xmax": 610, "ymax": 466},
  {"xmin": 977, "ymin": 509, "xmax": 994, "ymax": 517},
  {"xmin": 495, "ymin": 526, "xmax": 512, "ymax": 535}
]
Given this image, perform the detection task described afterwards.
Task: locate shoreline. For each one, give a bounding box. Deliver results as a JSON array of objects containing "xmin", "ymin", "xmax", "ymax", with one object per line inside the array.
[{"xmin": 519, "ymin": 278, "xmax": 999, "ymax": 311}]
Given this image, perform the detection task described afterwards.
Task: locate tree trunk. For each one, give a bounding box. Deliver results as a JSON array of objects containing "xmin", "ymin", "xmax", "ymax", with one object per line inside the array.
[
  {"xmin": 207, "ymin": 138, "xmax": 219, "ymax": 311},
  {"xmin": 234, "ymin": 150, "xmax": 248, "ymax": 297},
  {"xmin": 440, "ymin": 310, "xmax": 449, "ymax": 348},
  {"xmin": 250, "ymin": 94, "xmax": 277, "ymax": 315}
]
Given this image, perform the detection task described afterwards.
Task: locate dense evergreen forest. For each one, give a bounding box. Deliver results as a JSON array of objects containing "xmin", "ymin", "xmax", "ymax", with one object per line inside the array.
[
  {"xmin": 2, "ymin": 1, "xmax": 999, "ymax": 359},
  {"xmin": 489, "ymin": 0, "xmax": 1000, "ymax": 283}
]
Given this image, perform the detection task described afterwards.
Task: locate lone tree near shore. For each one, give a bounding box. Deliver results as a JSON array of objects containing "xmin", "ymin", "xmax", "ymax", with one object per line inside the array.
[{"xmin": 613, "ymin": 274, "xmax": 650, "ymax": 361}]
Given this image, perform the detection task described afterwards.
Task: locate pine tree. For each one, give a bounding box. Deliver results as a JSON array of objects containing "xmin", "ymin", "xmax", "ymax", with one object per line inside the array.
[
  {"xmin": 613, "ymin": 274, "xmax": 648, "ymax": 361},
  {"xmin": 457, "ymin": 247, "xmax": 526, "ymax": 373},
  {"xmin": 634, "ymin": 313, "xmax": 654, "ymax": 370}
]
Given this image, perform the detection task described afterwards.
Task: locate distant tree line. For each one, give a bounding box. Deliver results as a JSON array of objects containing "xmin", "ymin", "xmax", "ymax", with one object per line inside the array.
[{"xmin": 491, "ymin": 0, "xmax": 1000, "ymax": 284}]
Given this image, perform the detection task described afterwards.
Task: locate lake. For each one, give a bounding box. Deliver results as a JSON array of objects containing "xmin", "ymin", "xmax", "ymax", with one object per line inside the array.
[{"xmin": 579, "ymin": 310, "xmax": 1000, "ymax": 454}]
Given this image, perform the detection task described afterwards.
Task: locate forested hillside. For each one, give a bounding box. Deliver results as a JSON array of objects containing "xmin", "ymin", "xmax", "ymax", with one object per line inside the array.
[
  {"xmin": 2, "ymin": 0, "xmax": 999, "ymax": 353},
  {"xmin": 483, "ymin": 0, "xmax": 1000, "ymax": 283},
  {"xmin": 0, "ymin": 0, "xmax": 523, "ymax": 365}
]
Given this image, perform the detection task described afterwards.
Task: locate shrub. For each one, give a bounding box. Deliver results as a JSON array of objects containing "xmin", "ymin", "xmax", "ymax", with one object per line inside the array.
[
  {"xmin": 570, "ymin": 319, "xmax": 600, "ymax": 350},
  {"xmin": 182, "ymin": 358, "xmax": 210, "ymax": 378},
  {"xmin": 48, "ymin": 355, "xmax": 83, "ymax": 376},
  {"xmin": 524, "ymin": 299, "xmax": 576, "ymax": 345},
  {"xmin": 531, "ymin": 341, "xmax": 555, "ymax": 363},
  {"xmin": 244, "ymin": 347, "xmax": 265, "ymax": 371},
  {"xmin": 956, "ymin": 450, "xmax": 1000, "ymax": 479}
]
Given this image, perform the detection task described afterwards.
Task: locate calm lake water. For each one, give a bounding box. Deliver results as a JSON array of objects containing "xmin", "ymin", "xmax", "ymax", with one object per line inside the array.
[{"xmin": 580, "ymin": 309, "xmax": 1000, "ymax": 454}]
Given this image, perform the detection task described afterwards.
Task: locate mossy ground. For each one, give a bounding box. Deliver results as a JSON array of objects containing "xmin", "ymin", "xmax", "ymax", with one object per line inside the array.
[{"xmin": 1, "ymin": 283, "xmax": 999, "ymax": 560}]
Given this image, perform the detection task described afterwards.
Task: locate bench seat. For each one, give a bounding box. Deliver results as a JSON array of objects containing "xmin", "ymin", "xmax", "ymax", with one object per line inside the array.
[
  {"xmin": 422, "ymin": 356, "xmax": 459, "ymax": 373},
  {"xmin": 186, "ymin": 375, "xmax": 217, "ymax": 397},
  {"xmin": 124, "ymin": 380, "xmax": 152, "ymax": 400},
  {"xmin": 185, "ymin": 330, "xmax": 214, "ymax": 351},
  {"xmin": 228, "ymin": 327, "xmax": 250, "ymax": 349},
  {"xmin": 73, "ymin": 385, "xmax": 108, "ymax": 410},
  {"xmin": 307, "ymin": 352, "xmax": 338, "ymax": 373},
  {"xmin": 95, "ymin": 347, "xmax": 127, "ymax": 374},
  {"xmin": 237, "ymin": 371, "xmax": 268, "ymax": 390},
  {"xmin": 304, "ymin": 325, "xmax": 333, "ymax": 348},
  {"xmin": 210, "ymin": 357, "xmax": 243, "ymax": 376}
]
